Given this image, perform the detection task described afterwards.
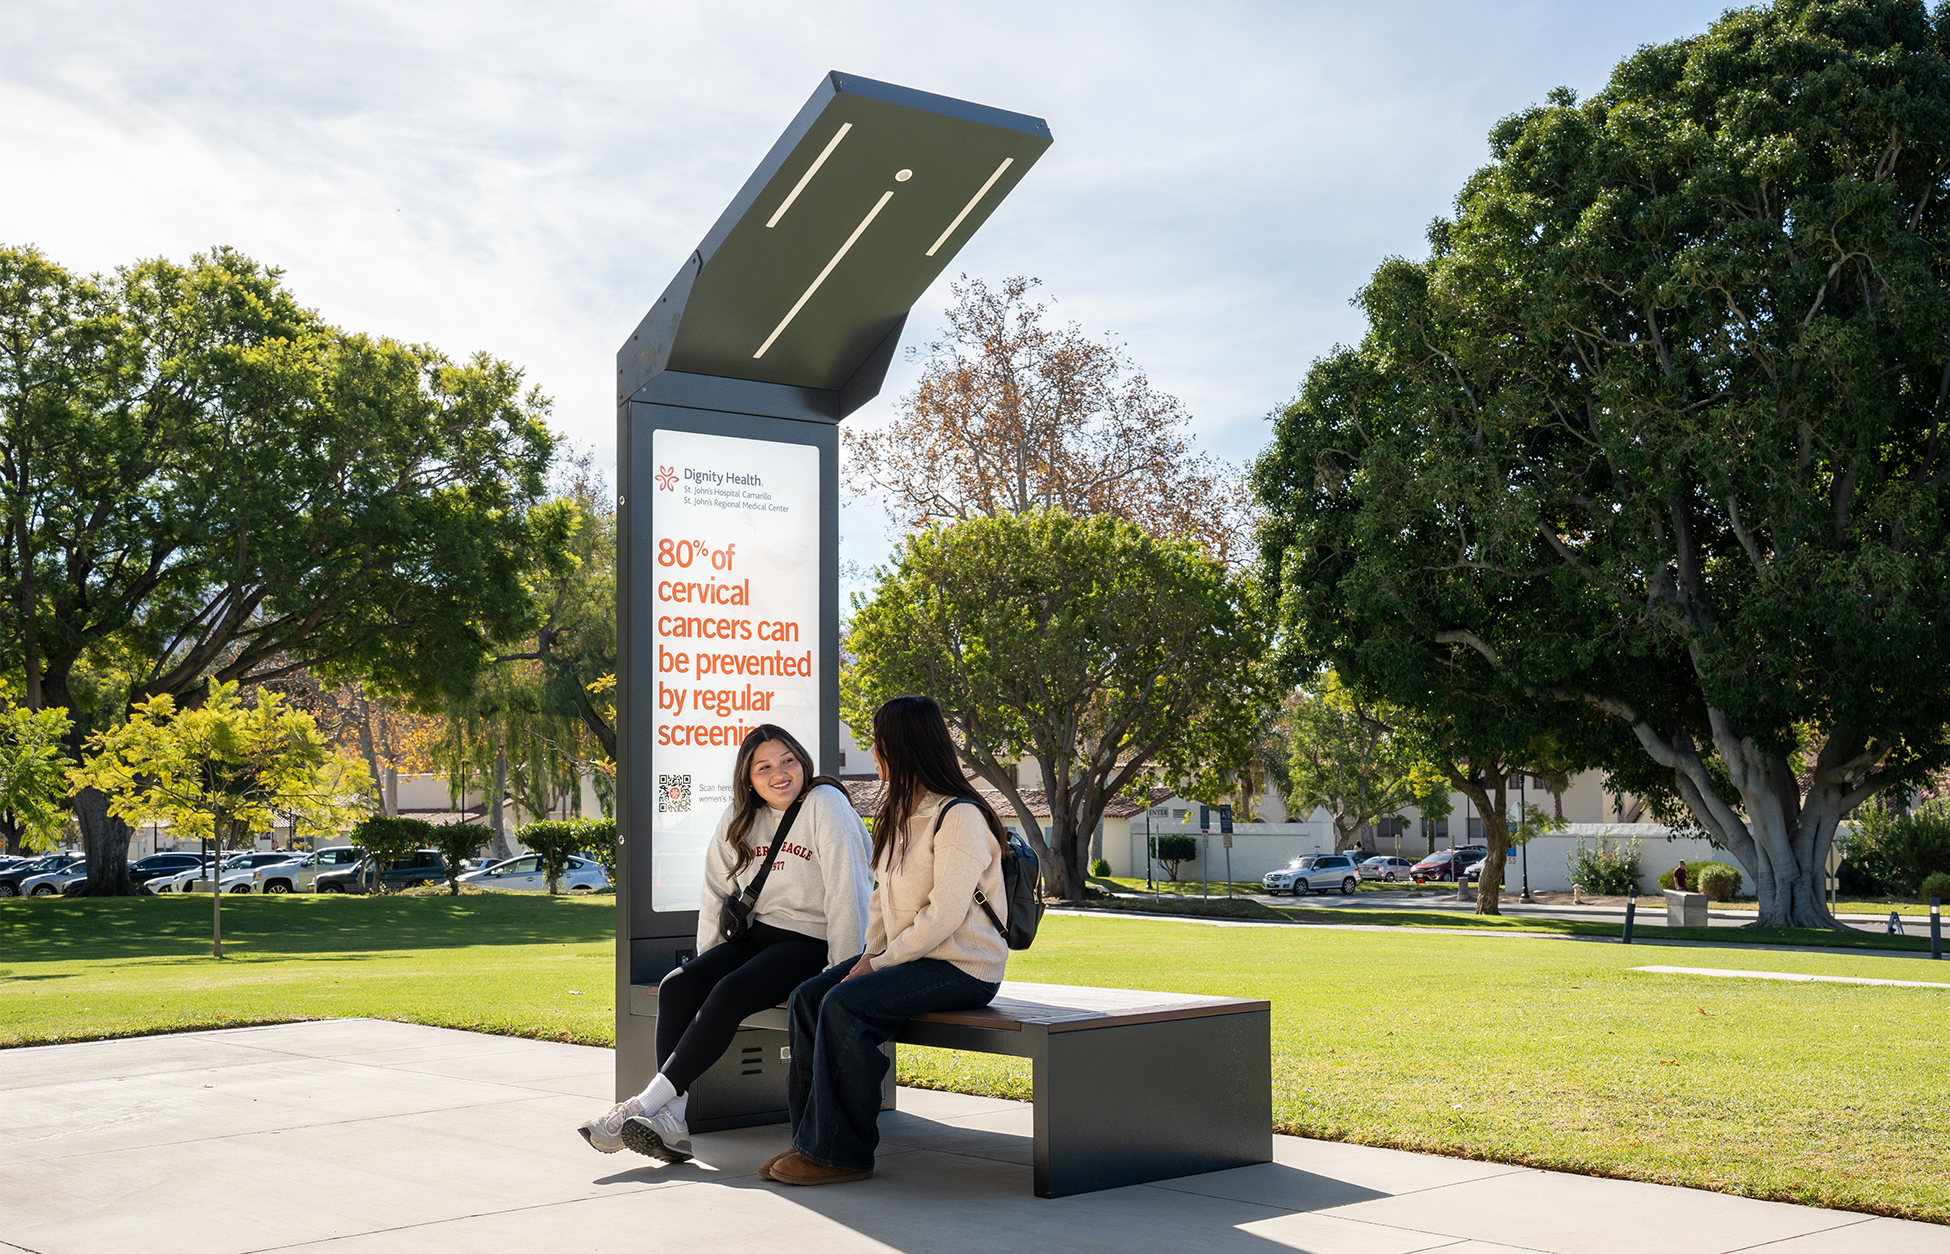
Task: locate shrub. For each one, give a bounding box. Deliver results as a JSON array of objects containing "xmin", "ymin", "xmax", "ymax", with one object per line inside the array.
[
  {"xmin": 1839, "ymin": 797, "xmax": 1950, "ymax": 896},
  {"xmin": 350, "ymin": 815, "xmax": 437, "ymax": 894},
  {"xmin": 574, "ymin": 818, "xmax": 619, "ymax": 884},
  {"xmin": 1920, "ymin": 871, "xmax": 1950, "ymax": 904},
  {"xmin": 516, "ymin": 818, "xmax": 611, "ymax": 894},
  {"xmin": 1089, "ymin": 858, "xmax": 1112, "ymax": 878},
  {"xmin": 1152, "ymin": 833, "xmax": 1197, "ymax": 881},
  {"xmin": 1694, "ymin": 864, "xmax": 1739, "ymax": 902},
  {"xmin": 1568, "ymin": 834, "xmax": 1641, "ymax": 896},
  {"xmin": 431, "ymin": 823, "xmax": 491, "ymax": 896},
  {"xmin": 1658, "ymin": 860, "xmax": 1742, "ymax": 898}
]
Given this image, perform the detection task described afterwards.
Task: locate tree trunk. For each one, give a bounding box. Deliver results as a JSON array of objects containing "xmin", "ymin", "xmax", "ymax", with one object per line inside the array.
[
  {"xmin": 490, "ymin": 740, "xmax": 513, "ymax": 859},
  {"xmin": 1679, "ymin": 716, "xmax": 1847, "ymax": 930},
  {"xmin": 71, "ymin": 786, "xmax": 138, "ymax": 896},
  {"xmin": 2, "ymin": 812, "xmax": 22, "ymax": 858},
  {"xmin": 1449, "ymin": 765, "xmax": 1509, "ymax": 916},
  {"xmin": 355, "ymin": 704, "xmax": 387, "ymax": 814}
]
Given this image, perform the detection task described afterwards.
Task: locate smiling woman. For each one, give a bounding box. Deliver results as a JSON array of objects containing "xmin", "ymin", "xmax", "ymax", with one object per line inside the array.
[{"xmin": 575, "ymin": 724, "xmax": 873, "ymax": 1164}]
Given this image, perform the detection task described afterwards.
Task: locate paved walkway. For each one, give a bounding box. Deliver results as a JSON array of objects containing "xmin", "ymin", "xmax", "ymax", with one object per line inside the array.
[
  {"xmin": 1142, "ymin": 888, "xmax": 1933, "ymax": 936},
  {"xmin": 3, "ymin": 1020, "xmax": 1944, "ymax": 1253}
]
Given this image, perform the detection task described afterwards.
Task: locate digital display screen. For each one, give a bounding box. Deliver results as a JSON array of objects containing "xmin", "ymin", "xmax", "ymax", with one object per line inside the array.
[{"xmin": 647, "ymin": 428, "xmax": 821, "ymax": 912}]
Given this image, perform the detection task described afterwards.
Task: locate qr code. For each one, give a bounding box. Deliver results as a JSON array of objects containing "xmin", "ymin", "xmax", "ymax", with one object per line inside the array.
[{"xmin": 658, "ymin": 774, "xmax": 691, "ymax": 813}]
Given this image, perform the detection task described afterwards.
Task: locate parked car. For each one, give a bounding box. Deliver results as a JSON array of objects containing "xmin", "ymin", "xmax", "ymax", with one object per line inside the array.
[
  {"xmin": 128, "ymin": 853, "xmax": 209, "ymax": 888},
  {"xmin": 1261, "ymin": 853, "xmax": 1360, "ymax": 896},
  {"xmin": 0, "ymin": 853, "xmax": 84, "ymax": 897},
  {"xmin": 316, "ymin": 845, "xmax": 364, "ymax": 866},
  {"xmin": 458, "ymin": 854, "xmax": 609, "ymax": 893},
  {"xmin": 21, "ymin": 862, "xmax": 91, "ymax": 896},
  {"xmin": 145, "ymin": 852, "xmax": 278, "ymax": 894},
  {"xmin": 315, "ymin": 849, "xmax": 449, "ymax": 894},
  {"xmin": 1358, "ymin": 855, "xmax": 1417, "ymax": 882},
  {"xmin": 1464, "ymin": 851, "xmax": 1524, "ymax": 885},
  {"xmin": 1410, "ymin": 847, "xmax": 1488, "ymax": 883},
  {"xmin": 242, "ymin": 853, "xmax": 340, "ymax": 894}
]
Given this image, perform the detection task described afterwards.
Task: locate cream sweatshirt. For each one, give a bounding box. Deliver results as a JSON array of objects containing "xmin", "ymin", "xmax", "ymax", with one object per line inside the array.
[
  {"xmin": 865, "ymin": 793, "xmax": 1009, "ymax": 985},
  {"xmin": 695, "ymin": 783, "xmax": 873, "ymax": 968}
]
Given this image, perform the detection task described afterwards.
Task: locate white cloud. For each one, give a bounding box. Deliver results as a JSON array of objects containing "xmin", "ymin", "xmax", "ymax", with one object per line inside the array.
[{"xmin": 1, "ymin": 0, "xmax": 1729, "ymax": 572}]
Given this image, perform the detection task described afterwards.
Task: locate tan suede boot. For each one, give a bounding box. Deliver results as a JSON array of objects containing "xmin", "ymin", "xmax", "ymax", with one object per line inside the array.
[{"xmin": 767, "ymin": 1151, "xmax": 874, "ymax": 1185}]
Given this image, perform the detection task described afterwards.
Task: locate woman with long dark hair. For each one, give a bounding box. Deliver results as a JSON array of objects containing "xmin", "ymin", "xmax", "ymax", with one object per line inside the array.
[
  {"xmin": 760, "ymin": 694, "xmax": 1010, "ymax": 1186},
  {"xmin": 576, "ymin": 723, "xmax": 871, "ymax": 1163}
]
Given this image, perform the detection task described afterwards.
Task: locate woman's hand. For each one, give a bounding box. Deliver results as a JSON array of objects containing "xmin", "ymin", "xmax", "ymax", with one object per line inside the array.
[{"xmin": 842, "ymin": 953, "xmax": 880, "ymax": 982}]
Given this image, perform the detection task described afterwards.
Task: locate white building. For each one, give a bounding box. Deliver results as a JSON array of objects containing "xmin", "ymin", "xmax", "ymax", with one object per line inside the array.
[{"xmin": 834, "ymin": 721, "xmax": 1723, "ymax": 893}]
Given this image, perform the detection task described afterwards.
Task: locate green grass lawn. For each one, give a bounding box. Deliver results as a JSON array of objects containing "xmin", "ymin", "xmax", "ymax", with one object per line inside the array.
[{"xmin": 4, "ymin": 894, "xmax": 1947, "ymax": 1223}]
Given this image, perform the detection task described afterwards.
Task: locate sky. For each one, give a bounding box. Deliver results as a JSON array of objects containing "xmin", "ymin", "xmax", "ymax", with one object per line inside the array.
[{"xmin": 1, "ymin": 0, "xmax": 1732, "ymax": 579}]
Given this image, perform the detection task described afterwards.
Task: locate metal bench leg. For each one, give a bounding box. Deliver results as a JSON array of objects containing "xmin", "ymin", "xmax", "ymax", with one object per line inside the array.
[{"xmin": 1031, "ymin": 1011, "xmax": 1272, "ymax": 1198}]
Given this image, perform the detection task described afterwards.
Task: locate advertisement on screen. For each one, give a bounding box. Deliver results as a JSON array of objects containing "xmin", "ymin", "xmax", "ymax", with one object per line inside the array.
[{"xmin": 648, "ymin": 428, "xmax": 821, "ymax": 912}]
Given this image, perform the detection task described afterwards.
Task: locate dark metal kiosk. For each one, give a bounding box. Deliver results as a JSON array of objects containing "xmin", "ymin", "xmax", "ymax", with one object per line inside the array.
[
  {"xmin": 614, "ymin": 73, "xmax": 1273, "ymax": 1198},
  {"xmin": 613, "ymin": 71, "xmax": 1052, "ymax": 1107}
]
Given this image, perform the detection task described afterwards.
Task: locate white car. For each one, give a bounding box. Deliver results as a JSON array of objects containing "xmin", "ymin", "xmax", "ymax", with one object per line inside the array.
[
  {"xmin": 458, "ymin": 854, "xmax": 609, "ymax": 893},
  {"xmin": 146, "ymin": 852, "xmax": 279, "ymax": 894},
  {"xmin": 1359, "ymin": 855, "xmax": 1418, "ymax": 882},
  {"xmin": 19, "ymin": 863, "xmax": 90, "ymax": 896},
  {"xmin": 231, "ymin": 852, "xmax": 351, "ymax": 894},
  {"xmin": 1261, "ymin": 853, "xmax": 1361, "ymax": 896}
]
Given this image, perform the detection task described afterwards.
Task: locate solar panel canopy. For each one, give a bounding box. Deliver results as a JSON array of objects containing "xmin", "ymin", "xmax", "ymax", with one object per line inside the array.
[{"xmin": 617, "ymin": 72, "xmax": 1053, "ymax": 415}]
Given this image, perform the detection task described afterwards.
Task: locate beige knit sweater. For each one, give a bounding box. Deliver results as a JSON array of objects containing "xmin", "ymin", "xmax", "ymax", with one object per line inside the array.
[{"xmin": 864, "ymin": 793, "xmax": 1008, "ymax": 984}]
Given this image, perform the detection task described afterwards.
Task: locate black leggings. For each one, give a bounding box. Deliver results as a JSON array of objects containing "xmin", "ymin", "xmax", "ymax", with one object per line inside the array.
[{"xmin": 655, "ymin": 922, "xmax": 828, "ymax": 1094}]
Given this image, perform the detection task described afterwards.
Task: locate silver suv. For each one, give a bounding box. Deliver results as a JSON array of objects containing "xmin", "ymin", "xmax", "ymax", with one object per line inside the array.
[{"xmin": 1262, "ymin": 853, "xmax": 1361, "ymax": 896}]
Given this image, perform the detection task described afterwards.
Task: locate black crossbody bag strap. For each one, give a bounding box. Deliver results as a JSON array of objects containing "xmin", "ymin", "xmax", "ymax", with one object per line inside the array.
[
  {"xmin": 721, "ymin": 793, "xmax": 807, "ymax": 941},
  {"xmin": 932, "ymin": 798, "xmax": 1007, "ymax": 935}
]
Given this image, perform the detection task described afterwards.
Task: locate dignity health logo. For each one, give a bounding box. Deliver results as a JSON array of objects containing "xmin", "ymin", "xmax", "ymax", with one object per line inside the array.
[{"xmin": 656, "ymin": 465, "xmax": 678, "ymax": 492}]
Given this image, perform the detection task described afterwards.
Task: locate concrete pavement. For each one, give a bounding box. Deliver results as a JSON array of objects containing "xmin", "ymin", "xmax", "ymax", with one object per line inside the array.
[{"xmin": 2, "ymin": 1020, "xmax": 1944, "ymax": 1253}]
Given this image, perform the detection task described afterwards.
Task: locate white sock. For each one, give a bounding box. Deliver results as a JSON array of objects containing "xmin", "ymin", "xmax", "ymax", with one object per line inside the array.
[
  {"xmin": 632, "ymin": 1072, "xmax": 677, "ymax": 1113},
  {"xmin": 668, "ymin": 1091, "xmax": 688, "ymax": 1123}
]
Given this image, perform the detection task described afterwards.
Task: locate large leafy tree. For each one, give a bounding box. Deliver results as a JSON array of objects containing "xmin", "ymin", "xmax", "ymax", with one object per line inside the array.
[
  {"xmin": 845, "ymin": 276, "xmax": 1255, "ymax": 565},
  {"xmin": 0, "ymin": 245, "xmax": 570, "ymax": 893},
  {"xmin": 844, "ymin": 510, "xmax": 1271, "ymax": 899},
  {"xmin": 1256, "ymin": 0, "xmax": 1950, "ymax": 928},
  {"xmin": 443, "ymin": 466, "xmax": 618, "ymax": 855},
  {"xmin": 1285, "ymin": 675, "xmax": 1448, "ymax": 854}
]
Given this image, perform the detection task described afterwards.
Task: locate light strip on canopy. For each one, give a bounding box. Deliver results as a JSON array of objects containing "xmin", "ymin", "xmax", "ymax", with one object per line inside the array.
[
  {"xmin": 766, "ymin": 122, "xmax": 853, "ymax": 229},
  {"xmin": 754, "ymin": 189, "xmax": 896, "ymax": 359},
  {"xmin": 926, "ymin": 157, "xmax": 1013, "ymax": 257}
]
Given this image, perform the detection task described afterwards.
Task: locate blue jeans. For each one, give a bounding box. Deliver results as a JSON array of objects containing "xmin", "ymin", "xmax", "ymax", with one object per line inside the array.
[{"xmin": 787, "ymin": 954, "xmax": 999, "ymax": 1170}]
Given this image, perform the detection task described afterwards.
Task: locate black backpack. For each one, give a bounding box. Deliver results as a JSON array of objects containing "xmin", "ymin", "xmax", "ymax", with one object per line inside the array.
[{"xmin": 933, "ymin": 798, "xmax": 1043, "ymax": 950}]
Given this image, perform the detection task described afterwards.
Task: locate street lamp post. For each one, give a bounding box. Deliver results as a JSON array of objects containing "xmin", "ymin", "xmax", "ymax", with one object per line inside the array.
[{"xmin": 1519, "ymin": 773, "xmax": 1535, "ymax": 904}]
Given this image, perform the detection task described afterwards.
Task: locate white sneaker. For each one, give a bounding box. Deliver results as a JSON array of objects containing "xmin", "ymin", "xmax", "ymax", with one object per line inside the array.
[
  {"xmin": 577, "ymin": 1096, "xmax": 649, "ymax": 1153},
  {"xmin": 621, "ymin": 1107, "xmax": 693, "ymax": 1163}
]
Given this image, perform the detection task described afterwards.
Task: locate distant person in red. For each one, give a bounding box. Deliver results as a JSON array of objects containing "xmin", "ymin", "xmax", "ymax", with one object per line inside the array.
[{"xmin": 1673, "ymin": 861, "xmax": 1688, "ymax": 891}]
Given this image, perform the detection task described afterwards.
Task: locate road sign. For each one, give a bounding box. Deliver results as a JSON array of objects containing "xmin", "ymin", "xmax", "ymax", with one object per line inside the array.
[
  {"xmin": 1218, "ymin": 804, "xmax": 1233, "ymax": 845},
  {"xmin": 1199, "ymin": 803, "xmax": 1209, "ymax": 832}
]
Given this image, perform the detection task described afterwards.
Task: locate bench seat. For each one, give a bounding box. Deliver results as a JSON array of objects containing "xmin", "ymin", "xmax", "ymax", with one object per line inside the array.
[{"xmin": 629, "ymin": 979, "xmax": 1273, "ymax": 1197}]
